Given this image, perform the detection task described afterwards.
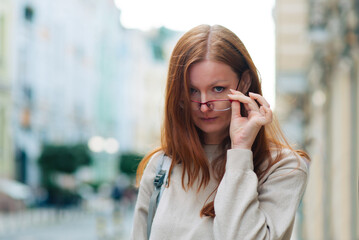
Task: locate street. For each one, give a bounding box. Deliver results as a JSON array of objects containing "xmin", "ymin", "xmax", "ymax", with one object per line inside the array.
[{"xmin": 0, "ymin": 201, "xmax": 134, "ymax": 240}]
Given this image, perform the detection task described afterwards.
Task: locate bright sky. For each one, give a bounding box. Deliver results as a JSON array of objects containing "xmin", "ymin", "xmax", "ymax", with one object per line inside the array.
[{"xmin": 114, "ymin": 0, "xmax": 276, "ymax": 107}]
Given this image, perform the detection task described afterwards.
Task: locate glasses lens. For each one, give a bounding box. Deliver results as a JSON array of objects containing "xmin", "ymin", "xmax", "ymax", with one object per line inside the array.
[
  {"xmin": 191, "ymin": 100, "xmax": 231, "ymax": 111},
  {"xmin": 191, "ymin": 101, "xmax": 201, "ymax": 111},
  {"xmin": 212, "ymin": 100, "xmax": 231, "ymax": 111}
]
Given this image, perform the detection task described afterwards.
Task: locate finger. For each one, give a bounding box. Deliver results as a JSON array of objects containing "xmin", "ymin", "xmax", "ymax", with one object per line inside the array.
[
  {"xmin": 248, "ymin": 92, "xmax": 270, "ymax": 108},
  {"xmin": 255, "ymin": 107, "xmax": 269, "ymax": 126},
  {"xmin": 231, "ymin": 99, "xmax": 242, "ymax": 118},
  {"xmin": 230, "ymin": 89, "xmax": 249, "ymax": 97},
  {"xmin": 265, "ymin": 106, "xmax": 273, "ymax": 122},
  {"xmin": 243, "ymin": 102, "xmax": 251, "ymax": 113},
  {"xmin": 259, "ymin": 106, "xmax": 266, "ymax": 115},
  {"xmin": 228, "ymin": 91, "xmax": 259, "ymax": 111},
  {"xmin": 261, "ymin": 106, "xmax": 273, "ymax": 124}
]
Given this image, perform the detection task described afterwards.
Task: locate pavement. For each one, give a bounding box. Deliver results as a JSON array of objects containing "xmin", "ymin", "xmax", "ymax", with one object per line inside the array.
[{"xmin": 0, "ymin": 198, "xmax": 135, "ymax": 240}]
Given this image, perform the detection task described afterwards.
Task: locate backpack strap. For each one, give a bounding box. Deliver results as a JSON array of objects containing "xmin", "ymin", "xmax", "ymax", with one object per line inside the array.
[
  {"xmin": 159, "ymin": 156, "xmax": 171, "ymax": 199},
  {"xmin": 147, "ymin": 153, "xmax": 171, "ymax": 239}
]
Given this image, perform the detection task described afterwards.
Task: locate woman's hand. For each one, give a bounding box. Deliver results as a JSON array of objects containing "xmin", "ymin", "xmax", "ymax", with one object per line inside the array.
[{"xmin": 228, "ymin": 89, "xmax": 272, "ymax": 150}]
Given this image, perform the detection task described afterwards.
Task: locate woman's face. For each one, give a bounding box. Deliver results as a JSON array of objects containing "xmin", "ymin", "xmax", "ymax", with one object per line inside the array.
[{"xmin": 188, "ymin": 60, "xmax": 239, "ymax": 144}]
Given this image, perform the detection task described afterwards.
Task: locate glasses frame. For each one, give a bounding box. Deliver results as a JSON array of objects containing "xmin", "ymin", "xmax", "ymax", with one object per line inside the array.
[
  {"xmin": 190, "ymin": 79, "xmax": 241, "ymax": 112},
  {"xmin": 191, "ymin": 99, "xmax": 233, "ymax": 111}
]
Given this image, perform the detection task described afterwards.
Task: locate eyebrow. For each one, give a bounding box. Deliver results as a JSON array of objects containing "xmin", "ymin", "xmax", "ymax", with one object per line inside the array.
[
  {"xmin": 189, "ymin": 79, "xmax": 233, "ymax": 91},
  {"xmin": 210, "ymin": 79, "xmax": 230, "ymax": 85},
  {"xmin": 190, "ymin": 79, "xmax": 230, "ymax": 88}
]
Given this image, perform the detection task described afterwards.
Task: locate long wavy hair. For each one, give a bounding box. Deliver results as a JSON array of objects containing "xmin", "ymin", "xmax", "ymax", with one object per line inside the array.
[{"xmin": 137, "ymin": 24, "xmax": 309, "ymax": 217}]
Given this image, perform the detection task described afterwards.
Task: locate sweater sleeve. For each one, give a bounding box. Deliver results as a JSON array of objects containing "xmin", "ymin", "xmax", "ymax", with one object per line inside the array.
[
  {"xmin": 213, "ymin": 148, "xmax": 308, "ymax": 240},
  {"xmin": 130, "ymin": 152, "xmax": 161, "ymax": 240}
]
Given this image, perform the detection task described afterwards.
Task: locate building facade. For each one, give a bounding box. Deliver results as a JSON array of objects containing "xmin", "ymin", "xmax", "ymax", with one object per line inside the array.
[
  {"xmin": 1, "ymin": 0, "xmax": 179, "ymax": 186},
  {"xmin": 275, "ymin": 0, "xmax": 358, "ymax": 239},
  {"xmin": 305, "ymin": 0, "xmax": 358, "ymax": 239},
  {"xmin": 8, "ymin": 0, "xmax": 127, "ymax": 185},
  {"xmin": 0, "ymin": 0, "xmax": 14, "ymax": 179},
  {"xmin": 274, "ymin": 0, "xmax": 311, "ymax": 238}
]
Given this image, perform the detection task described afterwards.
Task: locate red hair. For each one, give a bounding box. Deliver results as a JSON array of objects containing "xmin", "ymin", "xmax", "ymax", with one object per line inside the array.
[{"xmin": 137, "ymin": 25, "xmax": 309, "ymax": 217}]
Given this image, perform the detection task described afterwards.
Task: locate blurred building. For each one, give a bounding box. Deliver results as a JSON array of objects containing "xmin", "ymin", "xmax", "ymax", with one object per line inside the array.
[
  {"xmin": 0, "ymin": 0, "xmax": 180, "ymax": 187},
  {"xmin": 275, "ymin": 0, "xmax": 311, "ymax": 146},
  {"xmin": 275, "ymin": 0, "xmax": 358, "ymax": 239},
  {"xmin": 124, "ymin": 27, "xmax": 180, "ymax": 154},
  {"xmin": 274, "ymin": 1, "xmax": 311, "ymax": 238},
  {"xmin": 0, "ymin": 0, "xmax": 14, "ymax": 179},
  {"xmin": 8, "ymin": 0, "xmax": 127, "ymax": 186}
]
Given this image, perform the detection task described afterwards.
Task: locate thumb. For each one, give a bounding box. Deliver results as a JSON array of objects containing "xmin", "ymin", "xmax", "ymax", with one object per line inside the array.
[{"xmin": 231, "ymin": 100, "xmax": 242, "ymax": 119}]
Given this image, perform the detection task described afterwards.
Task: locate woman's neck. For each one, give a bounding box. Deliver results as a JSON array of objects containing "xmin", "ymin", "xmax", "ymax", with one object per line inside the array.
[{"xmin": 203, "ymin": 131, "xmax": 227, "ymax": 144}]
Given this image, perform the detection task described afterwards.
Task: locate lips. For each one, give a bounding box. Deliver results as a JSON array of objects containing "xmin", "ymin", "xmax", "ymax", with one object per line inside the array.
[{"xmin": 200, "ymin": 117, "xmax": 218, "ymax": 122}]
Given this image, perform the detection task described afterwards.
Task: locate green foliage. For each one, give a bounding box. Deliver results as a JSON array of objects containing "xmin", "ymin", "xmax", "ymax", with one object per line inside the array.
[
  {"xmin": 119, "ymin": 152, "xmax": 144, "ymax": 176},
  {"xmin": 38, "ymin": 144, "xmax": 92, "ymax": 174},
  {"xmin": 150, "ymin": 26, "xmax": 177, "ymax": 61},
  {"xmin": 37, "ymin": 144, "xmax": 92, "ymax": 206},
  {"xmin": 86, "ymin": 181, "xmax": 103, "ymax": 193}
]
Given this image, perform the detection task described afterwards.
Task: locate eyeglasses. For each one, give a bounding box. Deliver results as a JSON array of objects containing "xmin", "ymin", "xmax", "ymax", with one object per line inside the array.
[{"xmin": 191, "ymin": 99, "xmax": 232, "ymax": 111}]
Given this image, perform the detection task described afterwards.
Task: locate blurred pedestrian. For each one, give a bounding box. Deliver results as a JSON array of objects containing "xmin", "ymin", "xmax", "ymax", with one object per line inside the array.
[{"xmin": 131, "ymin": 24, "xmax": 310, "ymax": 240}]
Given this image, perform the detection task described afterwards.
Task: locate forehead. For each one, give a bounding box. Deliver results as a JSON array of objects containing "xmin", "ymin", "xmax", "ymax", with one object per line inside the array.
[{"xmin": 189, "ymin": 60, "xmax": 238, "ymax": 87}]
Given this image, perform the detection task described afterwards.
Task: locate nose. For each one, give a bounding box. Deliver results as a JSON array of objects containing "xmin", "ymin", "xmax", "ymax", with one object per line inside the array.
[
  {"xmin": 200, "ymin": 93, "xmax": 209, "ymax": 104},
  {"xmin": 200, "ymin": 103, "xmax": 211, "ymax": 112},
  {"xmin": 199, "ymin": 94, "xmax": 211, "ymax": 112}
]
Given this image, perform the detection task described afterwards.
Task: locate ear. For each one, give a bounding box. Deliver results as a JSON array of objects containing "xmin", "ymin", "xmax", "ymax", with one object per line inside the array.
[{"xmin": 238, "ymin": 70, "xmax": 251, "ymax": 94}]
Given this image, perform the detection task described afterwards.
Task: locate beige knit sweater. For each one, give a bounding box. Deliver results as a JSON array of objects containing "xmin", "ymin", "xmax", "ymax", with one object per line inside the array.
[{"xmin": 131, "ymin": 145, "xmax": 309, "ymax": 240}]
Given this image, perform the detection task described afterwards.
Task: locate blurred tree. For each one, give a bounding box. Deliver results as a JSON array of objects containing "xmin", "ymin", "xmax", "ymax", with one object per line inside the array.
[
  {"xmin": 118, "ymin": 153, "xmax": 144, "ymax": 177},
  {"xmin": 150, "ymin": 26, "xmax": 177, "ymax": 61},
  {"xmin": 38, "ymin": 144, "xmax": 92, "ymax": 206}
]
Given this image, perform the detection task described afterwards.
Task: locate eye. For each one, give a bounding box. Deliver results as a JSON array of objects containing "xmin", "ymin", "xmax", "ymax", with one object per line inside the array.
[
  {"xmin": 214, "ymin": 86, "xmax": 225, "ymax": 93},
  {"xmin": 190, "ymin": 88, "xmax": 198, "ymax": 95}
]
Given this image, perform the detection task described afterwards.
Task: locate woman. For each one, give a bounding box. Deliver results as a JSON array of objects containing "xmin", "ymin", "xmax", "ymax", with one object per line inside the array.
[{"xmin": 131, "ymin": 24, "xmax": 309, "ymax": 240}]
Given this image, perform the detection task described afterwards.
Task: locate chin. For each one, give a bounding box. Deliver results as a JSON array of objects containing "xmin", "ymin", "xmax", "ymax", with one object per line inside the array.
[{"xmin": 197, "ymin": 124, "xmax": 229, "ymax": 138}]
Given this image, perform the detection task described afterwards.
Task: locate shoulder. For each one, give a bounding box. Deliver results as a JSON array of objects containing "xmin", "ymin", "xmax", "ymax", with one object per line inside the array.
[
  {"xmin": 137, "ymin": 151, "xmax": 165, "ymax": 194},
  {"xmin": 260, "ymin": 148, "xmax": 309, "ymax": 183},
  {"xmin": 143, "ymin": 151, "xmax": 165, "ymax": 177},
  {"xmin": 272, "ymin": 148, "xmax": 308, "ymax": 170}
]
